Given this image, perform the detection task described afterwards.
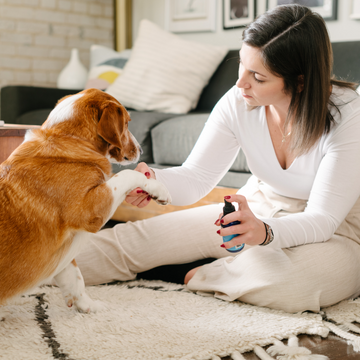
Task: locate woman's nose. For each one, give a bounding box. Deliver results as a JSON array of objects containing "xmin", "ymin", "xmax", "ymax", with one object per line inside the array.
[
  {"xmin": 236, "ymin": 74, "xmax": 250, "ymax": 89},
  {"xmin": 236, "ymin": 63, "xmax": 250, "ymax": 89}
]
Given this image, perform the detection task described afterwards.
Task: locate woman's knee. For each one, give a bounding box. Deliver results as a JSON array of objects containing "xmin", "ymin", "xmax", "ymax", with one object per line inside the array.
[
  {"xmin": 240, "ymin": 240, "xmax": 360, "ymax": 312},
  {"xmin": 187, "ymin": 242, "xmax": 360, "ymax": 312}
]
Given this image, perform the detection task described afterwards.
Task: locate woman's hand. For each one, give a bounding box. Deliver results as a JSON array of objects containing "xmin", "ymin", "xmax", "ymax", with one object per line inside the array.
[
  {"xmin": 215, "ymin": 194, "xmax": 266, "ymax": 249},
  {"xmin": 125, "ymin": 162, "xmax": 156, "ymax": 208}
]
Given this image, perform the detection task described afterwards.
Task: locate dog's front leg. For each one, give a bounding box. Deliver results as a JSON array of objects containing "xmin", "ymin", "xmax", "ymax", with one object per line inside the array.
[
  {"xmin": 54, "ymin": 259, "xmax": 105, "ymax": 313},
  {"xmin": 105, "ymin": 169, "xmax": 172, "ymax": 221}
]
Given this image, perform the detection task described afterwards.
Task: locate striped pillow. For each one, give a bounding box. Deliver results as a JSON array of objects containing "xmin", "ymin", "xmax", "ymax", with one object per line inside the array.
[{"xmin": 106, "ymin": 19, "xmax": 228, "ymax": 114}]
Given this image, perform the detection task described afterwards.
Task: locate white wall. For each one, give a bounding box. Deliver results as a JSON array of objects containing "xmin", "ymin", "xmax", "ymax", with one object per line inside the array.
[{"xmin": 132, "ymin": 0, "xmax": 360, "ymax": 50}]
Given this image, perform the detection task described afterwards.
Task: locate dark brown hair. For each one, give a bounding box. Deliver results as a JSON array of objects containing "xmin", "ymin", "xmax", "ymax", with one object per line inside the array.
[{"xmin": 242, "ymin": 4, "xmax": 358, "ymax": 155}]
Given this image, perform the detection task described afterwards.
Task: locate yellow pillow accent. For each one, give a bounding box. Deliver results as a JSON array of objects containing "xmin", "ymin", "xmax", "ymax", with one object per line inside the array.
[{"xmin": 98, "ymin": 71, "xmax": 120, "ymax": 84}]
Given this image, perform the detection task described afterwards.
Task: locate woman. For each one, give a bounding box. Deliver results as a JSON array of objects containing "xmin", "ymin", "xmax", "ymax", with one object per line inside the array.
[{"xmin": 76, "ymin": 4, "xmax": 360, "ymax": 313}]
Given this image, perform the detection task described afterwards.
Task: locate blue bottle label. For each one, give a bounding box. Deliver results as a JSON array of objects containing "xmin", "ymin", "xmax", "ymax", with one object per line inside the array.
[{"xmin": 221, "ymin": 220, "xmax": 244, "ymax": 253}]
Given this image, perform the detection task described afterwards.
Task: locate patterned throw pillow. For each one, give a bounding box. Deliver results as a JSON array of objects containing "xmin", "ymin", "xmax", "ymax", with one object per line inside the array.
[{"xmin": 85, "ymin": 45, "xmax": 131, "ymax": 90}]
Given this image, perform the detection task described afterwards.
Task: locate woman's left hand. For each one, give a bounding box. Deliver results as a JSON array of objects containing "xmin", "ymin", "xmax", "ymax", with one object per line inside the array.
[
  {"xmin": 125, "ymin": 162, "xmax": 155, "ymax": 208},
  {"xmin": 215, "ymin": 194, "xmax": 266, "ymax": 249}
]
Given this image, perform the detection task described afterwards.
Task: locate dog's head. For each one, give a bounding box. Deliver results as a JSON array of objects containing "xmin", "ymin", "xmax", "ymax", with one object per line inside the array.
[{"xmin": 42, "ymin": 88, "xmax": 142, "ymax": 165}]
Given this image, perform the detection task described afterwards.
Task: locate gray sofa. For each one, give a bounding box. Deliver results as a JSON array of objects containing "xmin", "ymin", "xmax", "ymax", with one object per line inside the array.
[
  {"xmin": 0, "ymin": 50, "xmax": 251, "ymax": 189},
  {"xmin": 1, "ymin": 42, "xmax": 360, "ymax": 191}
]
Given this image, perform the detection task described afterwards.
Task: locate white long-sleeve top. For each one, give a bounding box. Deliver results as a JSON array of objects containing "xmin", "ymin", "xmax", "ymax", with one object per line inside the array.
[{"xmin": 153, "ymin": 85, "xmax": 360, "ymax": 248}]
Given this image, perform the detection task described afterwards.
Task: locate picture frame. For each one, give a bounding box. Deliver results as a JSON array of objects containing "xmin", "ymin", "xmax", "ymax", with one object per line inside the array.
[
  {"xmin": 223, "ymin": 0, "xmax": 256, "ymax": 29},
  {"xmin": 267, "ymin": 0, "xmax": 337, "ymax": 21},
  {"xmin": 350, "ymin": 0, "xmax": 360, "ymax": 19},
  {"xmin": 165, "ymin": 0, "xmax": 217, "ymax": 33}
]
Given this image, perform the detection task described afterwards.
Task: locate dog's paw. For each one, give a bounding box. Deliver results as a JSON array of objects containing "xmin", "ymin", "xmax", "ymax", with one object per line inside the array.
[
  {"xmin": 73, "ymin": 296, "xmax": 107, "ymax": 314},
  {"xmin": 144, "ymin": 179, "xmax": 172, "ymax": 205}
]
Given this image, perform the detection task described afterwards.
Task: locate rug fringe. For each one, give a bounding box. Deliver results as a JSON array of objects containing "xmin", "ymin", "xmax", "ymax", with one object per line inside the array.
[
  {"xmin": 338, "ymin": 322, "xmax": 360, "ymax": 334},
  {"xmin": 254, "ymin": 345, "xmax": 276, "ymax": 359},
  {"xmin": 266, "ymin": 336, "xmax": 329, "ymax": 360},
  {"xmin": 230, "ymin": 351, "xmax": 247, "ymax": 360},
  {"xmin": 325, "ymin": 321, "xmax": 360, "ymax": 352}
]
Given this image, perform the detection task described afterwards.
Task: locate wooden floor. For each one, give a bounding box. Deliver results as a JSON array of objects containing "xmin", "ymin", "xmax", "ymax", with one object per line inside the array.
[{"xmin": 103, "ymin": 220, "xmax": 360, "ymax": 360}]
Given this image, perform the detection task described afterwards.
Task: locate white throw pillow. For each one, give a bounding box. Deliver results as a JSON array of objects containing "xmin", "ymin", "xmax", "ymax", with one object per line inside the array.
[{"xmin": 106, "ymin": 19, "xmax": 228, "ymax": 114}]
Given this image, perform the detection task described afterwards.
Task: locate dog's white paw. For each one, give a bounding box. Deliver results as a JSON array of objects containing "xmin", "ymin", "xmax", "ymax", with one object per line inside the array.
[
  {"xmin": 144, "ymin": 179, "xmax": 172, "ymax": 205},
  {"xmin": 66, "ymin": 293, "xmax": 107, "ymax": 313},
  {"xmin": 75, "ymin": 298, "xmax": 107, "ymax": 314}
]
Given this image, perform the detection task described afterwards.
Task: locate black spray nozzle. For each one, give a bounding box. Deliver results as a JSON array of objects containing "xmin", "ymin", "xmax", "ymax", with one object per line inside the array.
[{"xmin": 223, "ymin": 199, "xmax": 235, "ymax": 216}]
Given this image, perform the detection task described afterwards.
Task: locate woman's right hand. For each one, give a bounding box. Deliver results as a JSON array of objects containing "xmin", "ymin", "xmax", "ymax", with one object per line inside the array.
[{"xmin": 125, "ymin": 162, "xmax": 156, "ymax": 208}]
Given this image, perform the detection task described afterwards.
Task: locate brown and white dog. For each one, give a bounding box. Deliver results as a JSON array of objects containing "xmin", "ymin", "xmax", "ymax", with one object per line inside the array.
[{"xmin": 0, "ymin": 88, "xmax": 171, "ymax": 317}]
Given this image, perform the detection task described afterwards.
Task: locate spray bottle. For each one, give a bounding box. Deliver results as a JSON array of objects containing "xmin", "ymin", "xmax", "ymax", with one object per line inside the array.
[{"xmin": 221, "ymin": 199, "xmax": 244, "ymax": 253}]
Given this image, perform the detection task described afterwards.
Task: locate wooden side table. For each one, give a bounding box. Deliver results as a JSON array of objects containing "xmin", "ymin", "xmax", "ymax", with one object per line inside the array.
[{"xmin": 0, "ymin": 124, "xmax": 41, "ymax": 164}]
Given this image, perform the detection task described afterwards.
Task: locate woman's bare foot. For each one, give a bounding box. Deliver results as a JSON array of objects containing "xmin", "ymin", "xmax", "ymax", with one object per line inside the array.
[{"xmin": 184, "ymin": 266, "xmax": 201, "ymax": 284}]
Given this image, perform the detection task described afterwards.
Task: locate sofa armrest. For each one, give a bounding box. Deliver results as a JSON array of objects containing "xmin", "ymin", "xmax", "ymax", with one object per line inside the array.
[{"xmin": 0, "ymin": 85, "xmax": 79, "ymax": 124}]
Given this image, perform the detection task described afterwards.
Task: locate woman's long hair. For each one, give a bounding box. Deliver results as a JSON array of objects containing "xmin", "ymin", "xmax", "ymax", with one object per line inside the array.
[{"xmin": 242, "ymin": 4, "xmax": 357, "ymax": 155}]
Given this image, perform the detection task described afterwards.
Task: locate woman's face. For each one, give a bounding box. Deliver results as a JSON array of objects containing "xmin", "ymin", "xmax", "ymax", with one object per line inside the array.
[{"xmin": 236, "ymin": 44, "xmax": 291, "ymax": 109}]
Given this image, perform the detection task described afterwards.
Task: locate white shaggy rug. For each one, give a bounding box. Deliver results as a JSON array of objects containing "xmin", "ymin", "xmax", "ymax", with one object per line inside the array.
[{"xmin": 1, "ymin": 280, "xmax": 360, "ymax": 360}]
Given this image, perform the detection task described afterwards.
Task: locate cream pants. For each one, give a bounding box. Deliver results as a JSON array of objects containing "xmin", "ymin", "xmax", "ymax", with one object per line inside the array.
[{"xmin": 76, "ymin": 178, "xmax": 360, "ymax": 313}]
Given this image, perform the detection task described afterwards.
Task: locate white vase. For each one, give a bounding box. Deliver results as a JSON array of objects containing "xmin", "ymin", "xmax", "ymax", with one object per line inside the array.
[{"xmin": 57, "ymin": 48, "xmax": 88, "ymax": 89}]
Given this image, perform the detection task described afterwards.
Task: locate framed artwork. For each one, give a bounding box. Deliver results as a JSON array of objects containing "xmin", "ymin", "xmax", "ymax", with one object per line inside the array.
[
  {"xmin": 350, "ymin": 0, "xmax": 360, "ymax": 19},
  {"xmin": 165, "ymin": 0, "xmax": 217, "ymax": 33},
  {"xmin": 223, "ymin": 0, "xmax": 256, "ymax": 29},
  {"xmin": 267, "ymin": 0, "xmax": 337, "ymax": 21}
]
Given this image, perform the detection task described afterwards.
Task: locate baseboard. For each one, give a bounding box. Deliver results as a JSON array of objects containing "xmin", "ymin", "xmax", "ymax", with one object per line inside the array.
[{"xmin": 111, "ymin": 186, "xmax": 238, "ymax": 222}]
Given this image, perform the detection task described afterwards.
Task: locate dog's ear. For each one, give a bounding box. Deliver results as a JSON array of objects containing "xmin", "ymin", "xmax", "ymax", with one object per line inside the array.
[{"xmin": 97, "ymin": 102, "xmax": 127, "ymax": 148}]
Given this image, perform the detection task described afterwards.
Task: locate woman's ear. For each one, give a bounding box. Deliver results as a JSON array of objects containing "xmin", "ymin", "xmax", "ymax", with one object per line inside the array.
[{"xmin": 297, "ymin": 75, "xmax": 304, "ymax": 93}]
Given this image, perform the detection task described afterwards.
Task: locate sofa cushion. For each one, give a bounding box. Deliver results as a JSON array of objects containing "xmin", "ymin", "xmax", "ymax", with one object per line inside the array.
[
  {"xmin": 106, "ymin": 19, "xmax": 228, "ymax": 114},
  {"xmin": 125, "ymin": 110, "xmax": 179, "ymax": 164},
  {"xmin": 151, "ymin": 114, "xmax": 249, "ymax": 173},
  {"xmin": 110, "ymin": 110, "xmax": 180, "ymax": 175},
  {"xmin": 217, "ymin": 171, "xmax": 251, "ymax": 188}
]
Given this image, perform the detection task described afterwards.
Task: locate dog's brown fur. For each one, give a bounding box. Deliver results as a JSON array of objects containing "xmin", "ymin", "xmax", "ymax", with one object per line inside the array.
[{"xmin": 0, "ymin": 88, "xmax": 144, "ymax": 305}]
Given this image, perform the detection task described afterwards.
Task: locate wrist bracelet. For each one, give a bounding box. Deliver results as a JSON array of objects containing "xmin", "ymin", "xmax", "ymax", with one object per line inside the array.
[
  {"xmin": 260, "ymin": 222, "xmax": 274, "ymax": 246},
  {"xmin": 260, "ymin": 222, "xmax": 268, "ymax": 245}
]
